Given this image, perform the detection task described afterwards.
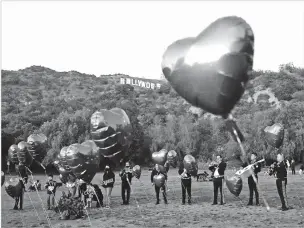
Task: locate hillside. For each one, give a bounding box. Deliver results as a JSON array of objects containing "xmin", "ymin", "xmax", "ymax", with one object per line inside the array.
[{"xmin": 1, "ymin": 63, "xmax": 304, "ymax": 170}]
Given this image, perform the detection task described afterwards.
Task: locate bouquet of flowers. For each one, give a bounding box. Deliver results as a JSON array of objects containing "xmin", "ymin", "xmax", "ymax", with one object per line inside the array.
[{"xmin": 55, "ymin": 191, "xmax": 85, "ymax": 220}]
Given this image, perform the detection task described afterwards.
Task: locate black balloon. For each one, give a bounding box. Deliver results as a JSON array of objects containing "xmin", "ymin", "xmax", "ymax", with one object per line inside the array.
[
  {"xmin": 27, "ymin": 133, "xmax": 48, "ymax": 163},
  {"xmin": 167, "ymin": 150, "xmax": 178, "ymax": 168},
  {"xmin": 132, "ymin": 165, "xmax": 141, "ymax": 179},
  {"xmin": 264, "ymin": 123, "xmax": 284, "ymax": 149},
  {"xmin": 153, "ymin": 174, "xmax": 166, "ymax": 188},
  {"xmin": 8, "ymin": 145, "xmax": 19, "ymax": 165},
  {"xmin": 162, "ymin": 16, "xmax": 254, "ymax": 117},
  {"xmin": 225, "ymin": 175, "xmax": 243, "ymax": 197},
  {"xmin": 17, "ymin": 141, "xmax": 33, "ymax": 167},
  {"xmin": 90, "ymin": 108, "xmax": 132, "ymax": 166},
  {"xmin": 5, "ymin": 177, "xmax": 23, "ymax": 199},
  {"xmin": 183, "ymin": 155, "xmax": 198, "ymax": 176}
]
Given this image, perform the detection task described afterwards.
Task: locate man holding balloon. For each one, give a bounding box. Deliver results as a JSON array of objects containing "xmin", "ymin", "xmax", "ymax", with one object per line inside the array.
[
  {"xmin": 210, "ymin": 155, "xmax": 226, "ymax": 205},
  {"xmin": 151, "ymin": 164, "xmax": 168, "ymax": 205}
]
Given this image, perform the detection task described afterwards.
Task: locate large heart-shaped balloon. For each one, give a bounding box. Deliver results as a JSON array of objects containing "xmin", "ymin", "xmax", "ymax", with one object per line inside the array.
[
  {"xmin": 90, "ymin": 108, "xmax": 132, "ymax": 166},
  {"xmin": 162, "ymin": 16, "xmax": 254, "ymax": 117},
  {"xmin": 152, "ymin": 149, "xmax": 168, "ymax": 166},
  {"xmin": 132, "ymin": 165, "xmax": 141, "ymax": 179},
  {"xmin": 264, "ymin": 123, "xmax": 284, "ymax": 149},
  {"xmin": 167, "ymin": 150, "xmax": 178, "ymax": 168},
  {"xmin": 17, "ymin": 141, "xmax": 33, "ymax": 167},
  {"xmin": 27, "ymin": 133, "xmax": 48, "ymax": 163},
  {"xmin": 225, "ymin": 175, "xmax": 243, "ymax": 197},
  {"xmin": 65, "ymin": 141, "xmax": 100, "ymax": 183},
  {"xmin": 1, "ymin": 171, "xmax": 5, "ymax": 186},
  {"xmin": 8, "ymin": 145, "xmax": 19, "ymax": 165},
  {"xmin": 183, "ymin": 155, "xmax": 198, "ymax": 176},
  {"xmin": 153, "ymin": 174, "xmax": 166, "ymax": 188},
  {"xmin": 5, "ymin": 177, "xmax": 23, "ymax": 199}
]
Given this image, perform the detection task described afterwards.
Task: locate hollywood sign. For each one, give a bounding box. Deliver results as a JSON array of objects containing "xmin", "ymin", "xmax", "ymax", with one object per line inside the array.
[{"xmin": 120, "ymin": 77, "xmax": 162, "ymax": 90}]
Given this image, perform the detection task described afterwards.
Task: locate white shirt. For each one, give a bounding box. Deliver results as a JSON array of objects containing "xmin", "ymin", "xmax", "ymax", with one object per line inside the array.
[{"xmin": 214, "ymin": 168, "xmax": 220, "ymax": 178}]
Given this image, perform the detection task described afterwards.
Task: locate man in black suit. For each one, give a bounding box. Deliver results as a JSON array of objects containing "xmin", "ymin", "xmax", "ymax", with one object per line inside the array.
[
  {"xmin": 210, "ymin": 155, "xmax": 227, "ymax": 205},
  {"xmin": 242, "ymin": 152, "xmax": 261, "ymax": 206},
  {"xmin": 270, "ymin": 153, "xmax": 289, "ymax": 211},
  {"xmin": 151, "ymin": 164, "xmax": 168, "ymax": 205}
]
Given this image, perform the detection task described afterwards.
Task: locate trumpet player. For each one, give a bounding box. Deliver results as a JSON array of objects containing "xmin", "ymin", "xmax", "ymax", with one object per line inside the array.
[
  {"xmin": 209, "ymin": 155, "xmax": 227, "ymax": 205},
  {"xmin": 242, "ymin": 152, "xmax": 261, "ymax": 206},
  {"xmin": 270, "ymin": 153, "xmax": 289, "ymax": 211}
]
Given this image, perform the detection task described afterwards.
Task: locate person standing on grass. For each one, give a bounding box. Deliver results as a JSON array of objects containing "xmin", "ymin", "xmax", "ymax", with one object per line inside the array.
[
  {"xmin": 102, "ymin": 165, "xmax": 115, "ymax": 208},
  {"xmin": 45, "ymin": 174, "xmax": 59, "ymax": 210},
  {"xmin": 209, "ymin": 155, "xmax": 226, "ymax": 205},
  {"xmin": 178, "ymin": 163, "xmax": 192, "ymax": 205},
  {"xmin": 270, "ymin": 153, "xmax": 289, "ymax": 211},
  {"xmin": 119, "ymin": 162, "xmax": 133, "ymax": 205},
  {"xmin": 291, "ymin": 159, "xmax": 296, "ymax": 175},
  {"xmin": 151, "ymin": 164, "xmax": 168, "ymax": 205},
  {"xmin": 242, "ymin": 152, "xmax": 261, "ymax": 206}
]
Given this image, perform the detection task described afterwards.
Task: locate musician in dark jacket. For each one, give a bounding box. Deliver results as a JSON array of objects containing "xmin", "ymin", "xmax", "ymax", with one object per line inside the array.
[
  {"xmin": 119, "ymin": 162, "xmax": 133, "ymax": 205},
  {"xmin": 151, "ymin": 164, "xmax": 168, "ymax": 205},
  {"xmin": 270, "ymin": 153, "xmax": 289, "ymax": 211},
  {"xmin": 178, "ymin": 164, "xmax": 192, "ymax": 205},
  {"xmin": 209, "ymin": 155, "xmax": 227, "ymax": 205},
  {"xmin": 242, "ymin": 152, "xmax": 261, "ymax": 206},
  {"xmin": 13, "ymin": 178, "xmax": 26, "ymax": 210}
]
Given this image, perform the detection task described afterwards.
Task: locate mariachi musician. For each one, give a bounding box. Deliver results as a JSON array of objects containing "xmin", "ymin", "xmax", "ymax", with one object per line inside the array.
[
  {"xmin": 209, "ymin": 155, "xmax": 227, "ymax": 205},
  {"xmin": 269, "ymin": 153, "xmax": 289, "ymax": 211},
  {"xmin": 241, "ymin": 152, "xmax": 261, "ymax": 206}
]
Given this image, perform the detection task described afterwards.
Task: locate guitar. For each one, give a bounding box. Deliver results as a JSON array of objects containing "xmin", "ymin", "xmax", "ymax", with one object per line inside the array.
[{"xmin": 235, "ymin": 159, "xmax": 265, "ymax": 178}]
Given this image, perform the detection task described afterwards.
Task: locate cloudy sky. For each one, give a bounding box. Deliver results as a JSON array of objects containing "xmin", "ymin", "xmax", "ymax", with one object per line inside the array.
[{"xmin": 2, "ymin": 1, "xmax": 304, "ymax": 79}]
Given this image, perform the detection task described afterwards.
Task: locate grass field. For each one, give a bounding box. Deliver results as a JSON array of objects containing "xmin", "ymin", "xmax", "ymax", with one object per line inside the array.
[{"xmin": 1, "ymin": 168, "xmax": 304, "ymax": 228}]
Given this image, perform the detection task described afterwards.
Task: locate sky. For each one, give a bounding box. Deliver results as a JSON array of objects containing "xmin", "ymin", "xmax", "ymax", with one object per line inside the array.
[{"xmin": 2, "ymin": 1, "xmax": 304, "ymax": 79}]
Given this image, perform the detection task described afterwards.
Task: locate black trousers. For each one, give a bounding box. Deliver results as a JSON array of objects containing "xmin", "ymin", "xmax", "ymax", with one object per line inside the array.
[
  {"xmin": 121, "ymin": 183, "xmax": 131, "ymax": 203},
  {"xmin": 276, "ymin": 178, "xmax": 288, "ymax": 208},
  {"xmin": 181, "ymin": 179, "xmax": 191, "ymax": 203},
  {"xmin": 291, "ymin": 168, "xmax": 295, "ymax": 175},
  {"xmin": 248, "ymin": 176, "xmax": 259, "ymax": 204},
  {"xmin": 14, "ymin": 190, "xmax": 24, "ymax": 209},
  {"xmin": 155, "ymin": 185, "xmax": 167, "ymax": 203},
  {"xmin": 213, "ymin": 177, "xmax": 224, "ymax": 204}
]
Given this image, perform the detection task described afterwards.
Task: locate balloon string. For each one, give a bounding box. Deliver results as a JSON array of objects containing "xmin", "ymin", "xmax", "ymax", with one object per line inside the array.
[
  {"xmin": 42, "ymin": 170, "xmax": 68, "ymax": 228},
  {"xmin": 81, "ymin": 198, "xmax": 93, "ymax": 227},
  {"xmin": 26, "ymin": 168, "xmax": 53, "ymax": 228},
  {"xmin": 126, "ymin": 178, "xmax": 147, "ymax": 227},
  {"xmin": 17, "ymin": 170, "xmax": 42, "ymax": 221}
]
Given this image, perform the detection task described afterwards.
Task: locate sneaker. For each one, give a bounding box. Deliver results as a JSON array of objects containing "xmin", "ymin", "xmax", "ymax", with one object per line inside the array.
[
  {"xmin": 155, "ymin": 201, "xmax": 160, "ymax": 205},
  {"xmin": 212, "ymin": 203, "xmax": 217, "ymax": 205},
  {"xmin": 281, "ymin": 207, "xmax": 289, "ymax": 211},
  {"xmin": 188, "ymin": 201, "xmax": 192, "ymax": 205},
  {"xmin": 247, "ymin": 202, "xmax": 253, "ymax": 206}
]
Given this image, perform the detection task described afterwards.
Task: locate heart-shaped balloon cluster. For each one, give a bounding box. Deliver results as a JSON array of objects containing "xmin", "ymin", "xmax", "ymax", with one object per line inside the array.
[
  {"xmin": 162, "ymin": 16, "xmax": 254, "ymax": 117},
  {"xmin": 167, "ymin": 150, "xmax": 178, "ymax": 168},
  {"xmin": 225, "ymin": 175, "xmax": 243, "ymax": 197},
  {"xmin": 5, "ymin": 177, "xmax": 23, "ymax": 199},
  {"xmin": 1, "ymin": 171, "xmax": 5, "ymax": 186},
  {"xmin": 64, "ymin": 140, "xmax": 100, "ymax": 183},
  {"xmin": 264, "ymin": 123, "xmax": 284, "ymax": 149},
  {"xmin": 153, "ymin": 174, "xmax": 166, "ymax": 188},
  {"xmin": 183, "ymin": 155, "xmax": 198, "ymax": 176},
  {"xmin": 27, "ymin": 133, "xmax": 48, "ymax": 163},
  {"xmin": 90, "ymin": 108, "xmax": 132, "ymax": 166},
  {"xmin": 152, "ymin": 149, "xmax": 168, "ymax": 166},
  {"xmin": 132, "ymin": 165, "xmax": 141, "ymax": 179}
]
